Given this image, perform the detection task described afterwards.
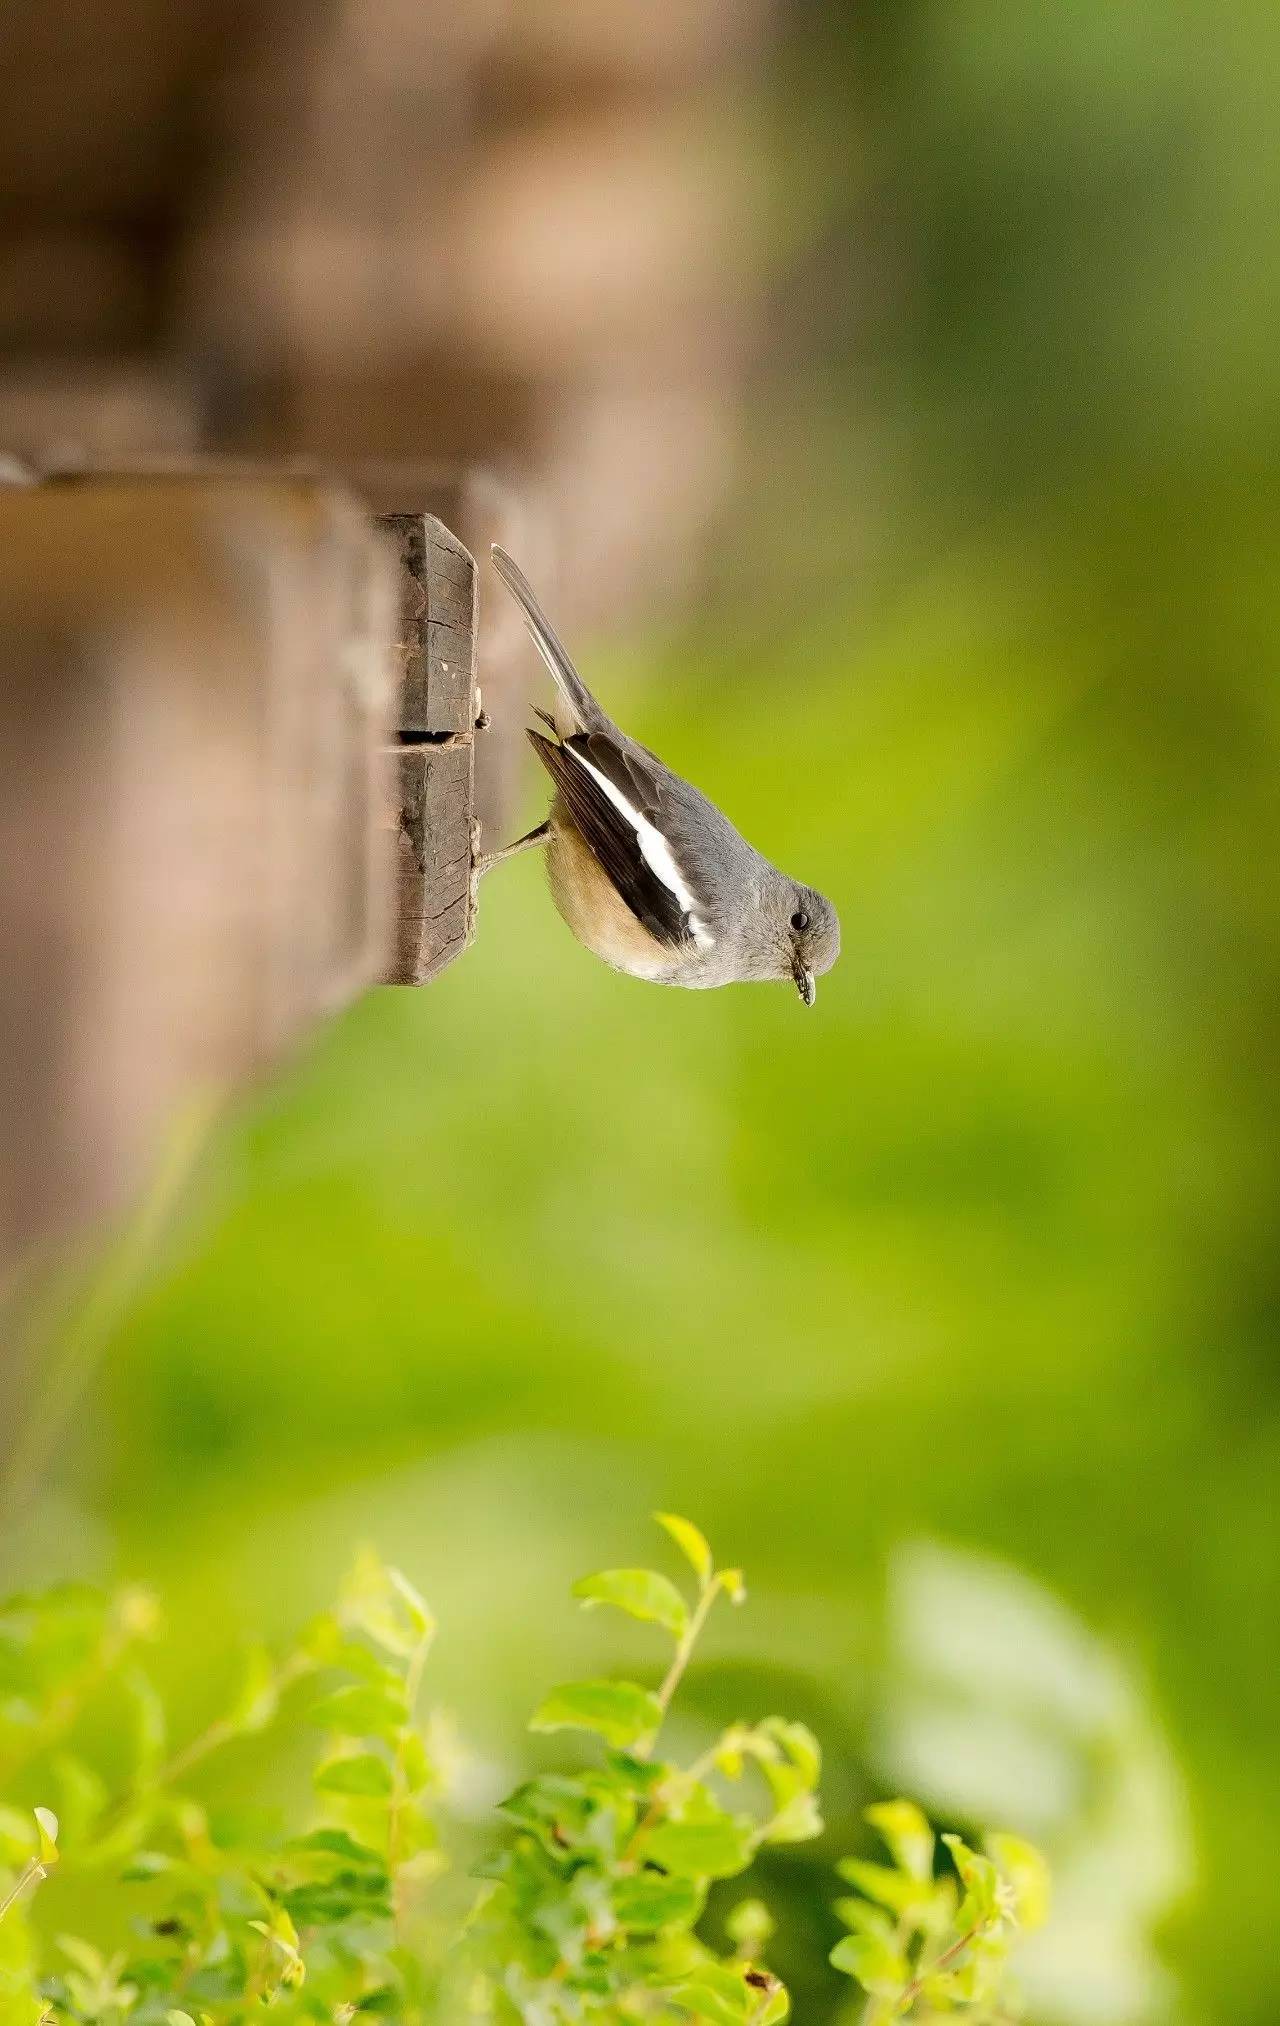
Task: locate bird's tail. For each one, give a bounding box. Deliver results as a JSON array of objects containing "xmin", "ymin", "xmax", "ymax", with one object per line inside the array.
[{"xmin": 490, "ymin": 546, "xmax": 604, "ymax": 733}]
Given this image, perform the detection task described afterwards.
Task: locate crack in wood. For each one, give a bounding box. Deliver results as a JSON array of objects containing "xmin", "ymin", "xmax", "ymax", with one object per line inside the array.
[{"xmin": 379, "ymin": 510, "xmax": 479, "ymax": 985}]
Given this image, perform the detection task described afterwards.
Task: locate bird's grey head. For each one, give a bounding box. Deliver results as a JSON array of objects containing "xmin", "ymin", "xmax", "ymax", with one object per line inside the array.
[{"xmin": 756, "ymin": 877, "xmax": 840, "ymax": 1006}]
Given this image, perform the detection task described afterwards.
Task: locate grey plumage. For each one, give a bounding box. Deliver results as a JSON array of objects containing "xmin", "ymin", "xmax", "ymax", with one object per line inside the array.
[{"xmin": 490, "ymin": 546, "xmax": 841, "ymax": 1003}]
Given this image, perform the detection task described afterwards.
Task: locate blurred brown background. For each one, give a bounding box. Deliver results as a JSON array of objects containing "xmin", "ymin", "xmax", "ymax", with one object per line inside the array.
[{"xmin": 0, "ymin": 0, "xmax": 772, "ymax": 624}]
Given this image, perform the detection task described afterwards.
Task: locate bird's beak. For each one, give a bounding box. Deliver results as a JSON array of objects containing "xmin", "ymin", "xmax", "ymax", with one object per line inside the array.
[{"xmin": 793, "ymin": 958, "xmax": 816, "ymax": 1007}]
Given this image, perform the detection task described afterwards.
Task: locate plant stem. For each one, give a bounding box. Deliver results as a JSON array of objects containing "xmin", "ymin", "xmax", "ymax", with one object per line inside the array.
[
  {"xmin": 0, "ymin": 1857, "xmax": 47, "ymax": 1927},
  {"xmin": 155, "ymin": 1649, "xmax": 316, "ymax": 1788},
  {"xmin": 622, "ymin": 1574, "xmax": 729, "ymax": 1860},
  {"xmin": 650, "ymin": 1579, "xmax": 723, "ymax": 1742},
  {"xmin": 83, "ymin": 1647, "xmax": 316, "ymax": 1860},
  {"xmin": 897, "ymin": 1920, "xmax": 984, "ymax": 2013}
]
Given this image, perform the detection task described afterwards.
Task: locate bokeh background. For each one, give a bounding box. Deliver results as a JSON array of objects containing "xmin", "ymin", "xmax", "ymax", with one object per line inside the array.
[{"xmin": 3, "ymin": 5, "xmax": 1277, "ymax": 2024}]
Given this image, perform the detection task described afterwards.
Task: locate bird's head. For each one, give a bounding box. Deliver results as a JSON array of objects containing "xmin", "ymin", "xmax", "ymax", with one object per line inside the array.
[{"xmin": 774, "ymin": 881, "xmax": 840, "ymax": 1006}]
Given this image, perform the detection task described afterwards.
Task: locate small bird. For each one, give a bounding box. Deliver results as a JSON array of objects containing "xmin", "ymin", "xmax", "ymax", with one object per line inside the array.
[{"xmin": 483, "ymin": 547, "xmax": 840, "ymax": 1004}]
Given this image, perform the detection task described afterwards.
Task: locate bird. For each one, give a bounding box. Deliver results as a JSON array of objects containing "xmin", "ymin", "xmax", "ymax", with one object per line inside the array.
[{"xmin": 481, "ymin": 547, "xmax": 840, "ymax": 1004}]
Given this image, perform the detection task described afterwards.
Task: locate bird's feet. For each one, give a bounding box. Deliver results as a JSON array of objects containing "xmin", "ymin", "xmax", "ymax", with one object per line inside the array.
[
  {"xmin": 469, "ymin": 818, "xmax": 551, "ymax": 914},
  {"xmin": 473, "ymin": 819, "xmax": 551, "ymax": 880}
]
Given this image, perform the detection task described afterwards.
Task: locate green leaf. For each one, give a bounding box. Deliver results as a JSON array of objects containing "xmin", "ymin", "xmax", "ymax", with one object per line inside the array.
[
  {"xmin": 354, "ymin": 1988, "xmax": 401, "ymax": 2013},
  {"xmin": 942, "ymin": 1833, "xmax": 1000, "ymax": 1929},
  {"xmin": 387, "ymin": 1568, "xmax": 434, "ymax": 1644},
  {"xmin": 529, "ymin": 1680, "xmax": 662, "ymax": 1749},
  {"xmin": 921, "ymin": 1937, "xmax": 1006, "ymax": 2011},
  {"xmin": 603, "ymin": 1749, "xmax": 669, "ymax": 1794},
  {"xmin": 653, "ymin": 1513, "xmax": 713, "ymax": 1586},
  {"xmin": 866, "ymin": 1799, "xmax": 934, "ymax": 1882},
  {"xmin": 666, "ymin": 1971, "xmax": 755, "ymax": 2026},
  {"xmin": 227, "ymin": 1645, "xmax": 278, "ymax": 1735},
  {"xmin": 986, "ymin": 1831, "xmax": 1051, "ymax": 1929},
  {"xmin": 762, "ymin": 1791, "xmax": 823, "ymax": 1845},
  {"xmin": 612, "ymin": 1872, "xmax": 704, "ymax": 1931},
  {"xmin": 757, "ymin": 1718, "xmax": 822, "ymax": 1827},
  {"xmin": 762, "ymin": 1720, "xmax": 820, "ymax": 1789},
  {"xmin": 833, "ymin": 1898, "xmax": 895, "ymax": 1941},
  {"xmin": 326, "ymin": 1645, "xmax": 407, "ymax": 1692},
  {"xmin": 57, "ymin": 1936, "xmax": 106, "ymax": 1977},
  {"xmin": 279, "ymin": 1824, "xmax": 395, "ymax": 1918},
  {"xmin": 341, "ymin": 1550, "xmax": 435, "ymax": 1660},
  {"xmin": 390, "ymin": 1797, "xmax": 441, "ymax": 1866},
  {"xmin": 836, "ymin": 1858, "xmax": 928, "ymax": 1916},
  {"xmin": 572, "ymin": 1569, "xmax": 688, "ymax": 1637},
  {"xmin": 829, "ymin": 1932, "xmax": 909, "ymax": 1996},
  {"xmin": 284, "ymin": 1828, "xmax": 387, "ymax": 1872},
  {"xmin": 314, "ymin": 1752, "xmax": 394, "ymax": 1797},
  {"xmin": 282, "ymin": 1881, "xmax": 392, "ymax": 1926},
  {"xmin": 758, "ymin": 1982, "xmax": 790, "ymax": 2026},
  {"xmin": 921, "ymin": 1964, "xmax": 977, "ymax": 2006},
  {"xmin": 308, "ymin": 1683, "xmax": 408, "ymax": 1741},
  {"xmin": 668, "ymin": 1963, "xmax": 780, "ymax": 2026},
  {"xmin": 725, "ymin": 1898, "xmax": 775, "ymax": 1950},
  {"xmin": 33, "ymin": 1808, "xmax": 58, "ymax": 1866},
  {"xmin": 643, "ymin": 1812, "xmax": 756, "ymax": 1880},
  {"xmin": 499, "ymin": 1774, "xmax": 634, "ymax": 1862}
]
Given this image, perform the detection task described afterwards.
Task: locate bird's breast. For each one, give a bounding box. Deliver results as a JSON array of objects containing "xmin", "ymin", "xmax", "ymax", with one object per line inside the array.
[{"xmin": 546, "ymin": 811, "xmax": 678, "ymax": 982}]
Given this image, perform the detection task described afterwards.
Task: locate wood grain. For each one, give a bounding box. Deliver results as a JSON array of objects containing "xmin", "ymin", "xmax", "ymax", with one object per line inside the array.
[
  {"xmin": 378, "ymin": 513, "xmax": 478, "ymax": 984},
  {"xmin": 29, "ymin": 457, "xmax": 504, "ymax": 989}
]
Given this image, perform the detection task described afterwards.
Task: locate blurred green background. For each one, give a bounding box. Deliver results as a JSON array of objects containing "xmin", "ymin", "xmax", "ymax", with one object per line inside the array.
[{"xmin": 5, "ymin": 6, "xmax": 1277, "ymax": 2024}]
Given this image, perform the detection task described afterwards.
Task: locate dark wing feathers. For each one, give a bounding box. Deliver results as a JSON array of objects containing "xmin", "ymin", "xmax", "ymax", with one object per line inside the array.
[
  {"xmin": 573, "ymin": 731, "xmax": 665, "ymax": 826},
  {"xmin": 527, "ymin": 729, "xmax": 695, "ymax": 948}
]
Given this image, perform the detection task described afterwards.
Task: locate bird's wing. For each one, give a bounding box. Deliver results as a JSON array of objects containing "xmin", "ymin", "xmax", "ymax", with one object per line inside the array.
[
  {"xmin": 492, "ymin": 547, "xmax": 605, "ymax": 732},
  {"xmin": 528, "ymin": 729, "xmax": 714, "ymax": 951}
]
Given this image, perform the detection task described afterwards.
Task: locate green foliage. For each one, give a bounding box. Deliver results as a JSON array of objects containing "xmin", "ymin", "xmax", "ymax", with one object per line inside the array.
[
  {"xmin": 471, "ymin": 1516, "xmax": 812, "ymax": 2023},
  {"xmin": 0, "ymin": 1522, "xmax": 1046, "ymax": 2026},
  {"xmin": 830, "ymin": 1801, "xmax": 1049, "ymax": 2024},
  {"xmin": 0, "ymin": 1555, "xmax": 444, "ymax": 2026}
]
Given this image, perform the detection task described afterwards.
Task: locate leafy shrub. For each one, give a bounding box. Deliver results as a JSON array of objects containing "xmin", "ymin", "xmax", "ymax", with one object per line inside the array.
[{"xmin": 0, "ymin": 1520, "xmax": 1046, "ymax": 2024}]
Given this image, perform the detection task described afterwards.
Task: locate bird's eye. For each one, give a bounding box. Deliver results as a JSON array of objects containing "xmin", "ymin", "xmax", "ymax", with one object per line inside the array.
[{"xmin": 790, "ymin": 910, "xmax": 810, "ymax": 933}]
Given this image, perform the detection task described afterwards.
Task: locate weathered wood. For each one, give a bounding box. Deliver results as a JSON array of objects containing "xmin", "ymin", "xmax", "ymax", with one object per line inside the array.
[
  {"xmin": 378, "ymin": 512, "xmax": 478, "ymax": 984},
  {"xmin": 389, "ymin": 743, "xmax": 473, "ymax": 986},
  {"xmin": 383, "ymin": 512, "xmax": 476, "ymax": 738},
  {"xmin": 345, "ymin": 462, "xmax": 540, "ymax": 841},
  {"xmin": 0, "ymin": 478, "xmax": 395, "ymax": 1264},
  {"xmin": 290, "ymin": 459, "xmax": 534, "ymax": 839},
  {"xmin": 26, "ymin": 454, "xmax": 539, "ymax": 987},
  {"xmin": 32, "ymin": 455, "xmax": 508, "ymax": 988}
]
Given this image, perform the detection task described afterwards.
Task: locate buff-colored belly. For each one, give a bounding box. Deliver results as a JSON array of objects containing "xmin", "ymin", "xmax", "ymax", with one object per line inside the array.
[{"xmin": 546, "ymin": 811, "xmax": 675, "ymax": 981}]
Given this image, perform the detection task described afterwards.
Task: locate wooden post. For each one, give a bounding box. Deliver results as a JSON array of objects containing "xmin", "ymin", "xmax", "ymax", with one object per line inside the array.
[
  {"xmin": 0, "ymin": 455, "xmax": 541, "ymax": 1265},
  {"xmin": 381, "ymin": 513, "xmax": 478, "ymax": 984},
  {"xmin": 0, "ymin": 477, "xmax": 395, "ymax": 1264},
  {"xmin": 29, "ymin": 453, "xmax": 534, "ymax": 986}
]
